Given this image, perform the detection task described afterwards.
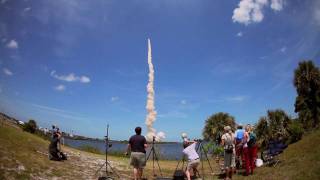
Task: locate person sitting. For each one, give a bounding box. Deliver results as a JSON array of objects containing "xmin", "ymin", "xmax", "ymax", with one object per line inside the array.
[
  {"xmin": 49, "ymin": 131, "xmax": 66, "ymax": 161},
  {"xmin": 182, "ymin": 139, "xmax": 200, "ymax": 180}
]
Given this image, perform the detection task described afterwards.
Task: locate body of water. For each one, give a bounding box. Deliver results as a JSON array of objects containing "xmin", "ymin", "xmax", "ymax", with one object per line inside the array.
[{"xmin": 64, "ymin": 138, "xmax": 187, "ymax": 160}]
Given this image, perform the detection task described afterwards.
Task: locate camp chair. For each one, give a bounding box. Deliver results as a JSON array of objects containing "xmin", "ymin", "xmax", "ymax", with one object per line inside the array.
[{"xmin": 261, "ymin": 140, "xmax": 287, "ymax": 167}]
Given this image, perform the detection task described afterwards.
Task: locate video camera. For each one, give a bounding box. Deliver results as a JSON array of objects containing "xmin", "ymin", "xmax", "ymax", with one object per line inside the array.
[{"xmin": 194, "ymin": 139, "xmax": 203, "ymax": 142}]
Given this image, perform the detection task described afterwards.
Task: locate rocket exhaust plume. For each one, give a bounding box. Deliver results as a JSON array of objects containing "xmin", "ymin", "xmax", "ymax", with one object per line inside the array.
[{"xmin": 145, "ymin": 38, "xmax": 165, "ymax": 142}]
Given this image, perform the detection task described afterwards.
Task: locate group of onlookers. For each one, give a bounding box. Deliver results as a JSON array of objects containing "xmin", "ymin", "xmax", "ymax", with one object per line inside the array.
[
  {"xmin": 124, "ymin": 125, "xmax": 258, "ymax": 180},
  {"xmin": 221, "ymin": 124, "xmax": 257, "ymax": 180}
]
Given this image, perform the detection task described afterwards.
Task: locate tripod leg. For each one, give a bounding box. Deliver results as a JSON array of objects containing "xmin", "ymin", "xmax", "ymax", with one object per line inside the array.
[
  {"xmin": 153, "ymin": 148, "xmax": 163, "ymax": 177},
  {"xmin": 95, "ymin": 162, "xmax": 107, "ymax": 176},
  {"xmin": 201, "ymin": 145, "xmax": 214, "ymax": 173},
  {"xmin": 107, "ymin": 161, "xmax": 120, "ymax": 178}
]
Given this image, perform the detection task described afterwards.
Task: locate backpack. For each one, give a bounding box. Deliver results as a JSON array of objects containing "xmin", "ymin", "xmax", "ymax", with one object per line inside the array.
[
  {"xmin": 224, "ymin": 133, "xmax": 234, "ymax": 153},
  {"xmin": 247, "ymin": 132, "xmax": 256, "ymax": 148}
]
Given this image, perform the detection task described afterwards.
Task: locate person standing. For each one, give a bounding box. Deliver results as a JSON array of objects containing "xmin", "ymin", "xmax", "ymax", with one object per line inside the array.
[
  {"xmin": 235, "ymin": 124, "xmax": 245, "ymax": 169},
  {"xmin": 126, "ymin": 127, "xmax": 148, "ymax": 180},
  {"xmin": 221, "ymin": 126, "xmax": 235, "ymax": 180},
  {"xmin": 248, "ymin": 126, "xmax": 257, "ymax": 175},
  {"xmin": 242, "ymin": 124, "xmax": 255, "ymax": 176},
  {"xmin": 182, "ymin": 139, "xmax": 200, "ymax": 180}
]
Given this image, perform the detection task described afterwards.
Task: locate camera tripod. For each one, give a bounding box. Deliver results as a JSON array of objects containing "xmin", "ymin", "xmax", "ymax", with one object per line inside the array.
[
  {"xmin": 146, "ymin": 136, "xmax": 163, "ymax": 178},
  {"xmin": 196, "ymin": 141, "xmax": 214, "ymax": 179},
  {"xmin": 95, "ymin": 124, "xmax": 120, "ymax": 179}
]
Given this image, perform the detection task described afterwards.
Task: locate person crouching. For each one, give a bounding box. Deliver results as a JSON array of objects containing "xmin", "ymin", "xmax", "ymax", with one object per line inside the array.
[{"xmin": 182, "ymin": 139, "xmax": 200, "ymax": 180}]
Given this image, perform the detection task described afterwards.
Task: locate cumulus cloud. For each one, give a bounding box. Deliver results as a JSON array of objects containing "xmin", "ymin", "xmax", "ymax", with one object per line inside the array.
[
  {"xmin": 51, "ymin": 71, "xmax": 91, "ymax": 83},
  {"xmin": 232, "ymin": 0, "xmax": 285, "ymax": 25},
  {"xmin": 55, "ymin": 84, "xmax": 66, "ymax": 91},
  {"xmin": 3, "ymin": 68, "xmax": 13, "ymax": 76},
  {"xmin": 110, "ymin": 96, "xmax": 119, "ymax": 102},
  {"xmin": 270, "ymin": 0, "xmax": 284, "ymax": 11},
  {"xmin": 6, "ymin": 40, "xmax": 18, "ymax": 49}
]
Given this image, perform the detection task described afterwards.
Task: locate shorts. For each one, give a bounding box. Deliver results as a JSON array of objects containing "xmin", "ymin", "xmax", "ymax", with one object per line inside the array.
[
  {"xmin": 224, "ymin": 151, "xmax": 235, "ymax": 169},
  {"xmin": 130, "ymin": 152, "xmax": 146, "ymax": 168},
  {"xmin": 187, "ymin": 159, "xmax": 200, "ymax": 170}
]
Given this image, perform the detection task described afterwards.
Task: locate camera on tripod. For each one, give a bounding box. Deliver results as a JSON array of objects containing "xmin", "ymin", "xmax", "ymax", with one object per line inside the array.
[
  {"xmin": 194, "ymin": 139, "xmax": 203, "ymax": 142},
  {"xmin": 104, "ymin": 136, "xmax": 112, "ymax": 148}
]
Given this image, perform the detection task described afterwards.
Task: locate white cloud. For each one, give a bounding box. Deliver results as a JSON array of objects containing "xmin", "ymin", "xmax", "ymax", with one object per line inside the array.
[
  {"xmin": 226, "ymin": 96, "xmax": 246, "ymax": 102},
  {"xmin": 80, "ymin": 76, "xmax": 90, "ymax": 83},
  {"xmin": 51, "ymin": 71, "xmax": 91, "ymax": 83},
  {"xmin": 232, "ymin": 0, "xmax": 285, "ymax": 25},
  {"xmin": 55, "ymin": 84, "xmax": 66, "ymax": 91},
  {"xmin": 3, "ymin": 68, "xmax": 13, "ymax": 76},
  {"xmin": 280, "ymin": 46, "xmax": 287, "ymax": 53},
  {"xmin": 180, "ymin": 100, "xmax": 187, "ymax": 105},
  {"xmin": 24, "ymin": 7, "xmax": 31, "ymax": 12},
  {"xmin": 6, "ymin": 40, "xmax": 18, "ymax": 49},
  {"xmin": 110, "ymin": 96, "xmax": 119, "ymax": 102},
  {"xmin": 313, "ymin": 1, "xmax": 320, "ymax": 27},
  {"xmin": 237, "ymin": 32, "xmax": 243, "ymax": 37},
  {"xmin": 270, "ymin": 0, "xmax": 284, "ymax": 11}
]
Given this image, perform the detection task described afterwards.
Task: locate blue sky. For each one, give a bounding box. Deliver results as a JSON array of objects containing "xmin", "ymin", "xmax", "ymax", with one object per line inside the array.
[{"xmin": 0, "ymin": 0, "xmax": 319, "ymax": 141}]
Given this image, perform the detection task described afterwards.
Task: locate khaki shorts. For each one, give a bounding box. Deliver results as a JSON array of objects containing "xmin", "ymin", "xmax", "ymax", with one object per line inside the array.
[
  {"xmin": 130, "ymin": 152, "xmax": 146, "ymax": 168},
  {"xmin": 187, "ymin": 159, "xmax": 200, "ymax": 170}
]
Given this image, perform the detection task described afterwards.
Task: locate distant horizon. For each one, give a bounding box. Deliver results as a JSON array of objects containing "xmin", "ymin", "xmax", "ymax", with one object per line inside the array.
[{"xmin": 1, "ymin": 0, "xmax": 320, "ymax": 141}]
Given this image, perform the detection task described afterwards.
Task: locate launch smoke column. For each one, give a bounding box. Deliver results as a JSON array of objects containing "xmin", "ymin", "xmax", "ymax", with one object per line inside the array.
[{"xmin": 145, "ymin": 38, "xmax": 157, "ymax": 141}]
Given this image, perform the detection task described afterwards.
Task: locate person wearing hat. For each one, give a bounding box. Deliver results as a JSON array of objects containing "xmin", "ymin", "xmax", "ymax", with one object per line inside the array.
[
  {"xmin": 182, "ymin": 139, "xmax": 200, "ymax": 180},
  {"xmin": 221, "ymin": 126, "xmax": 235, "ymax": 180}
]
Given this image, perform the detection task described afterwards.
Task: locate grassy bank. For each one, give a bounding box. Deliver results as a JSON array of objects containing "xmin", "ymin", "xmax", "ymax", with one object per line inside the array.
[{"xmin": 1, "ymin": 119, "xmax": 319, "ymax": 179}]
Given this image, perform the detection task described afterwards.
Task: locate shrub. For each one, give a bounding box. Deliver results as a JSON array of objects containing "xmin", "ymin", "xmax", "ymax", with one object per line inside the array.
[
  {"xmin": 23, "ymin": 119, "xmax": 37, "ymax": 134},
  {"xmin": 288, "ymin": 121, "xmax": 304, "ymax": 143}
]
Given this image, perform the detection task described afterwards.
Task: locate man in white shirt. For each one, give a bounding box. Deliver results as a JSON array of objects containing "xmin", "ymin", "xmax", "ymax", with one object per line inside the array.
[{"xmin": 182, "ymin": 140, "xmax": 200, "ymax": 180}]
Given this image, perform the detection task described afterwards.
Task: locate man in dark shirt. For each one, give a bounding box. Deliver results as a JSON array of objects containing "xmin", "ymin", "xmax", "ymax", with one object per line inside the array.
[{"xmin": 126, "ymin": 127, "xmax": 148, "ymax": 180}]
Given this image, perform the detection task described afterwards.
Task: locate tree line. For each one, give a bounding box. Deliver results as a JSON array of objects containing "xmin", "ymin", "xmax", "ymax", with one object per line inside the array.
[{"xmin": 203, "ymin": 60, "xmax": 320, "ymax": 147}]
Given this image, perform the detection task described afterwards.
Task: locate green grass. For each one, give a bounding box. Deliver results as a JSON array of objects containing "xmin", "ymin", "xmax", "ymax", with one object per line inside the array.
[{"xmin": 234, "ymin": 129, "xmax": 320, "ymax": 180}]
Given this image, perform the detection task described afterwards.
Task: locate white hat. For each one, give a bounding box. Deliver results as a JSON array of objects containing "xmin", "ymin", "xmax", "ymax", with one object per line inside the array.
[{"xmin": 181, "ymin": 132, "xmax": 188, "ymax": 139}]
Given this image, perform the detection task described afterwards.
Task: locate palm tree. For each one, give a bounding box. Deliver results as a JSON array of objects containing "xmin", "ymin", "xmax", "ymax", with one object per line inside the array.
[
  {"xmin": 294, "ymin": 60, "xmax": 320, "ymax": 129},
  {"xmin": 202, "ymin": 112, "xmax": 236, "ymax": 142}
]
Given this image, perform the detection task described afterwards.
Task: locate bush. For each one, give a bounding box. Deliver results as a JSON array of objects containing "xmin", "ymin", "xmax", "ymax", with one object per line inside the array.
[
  {"xmin": 288, "ymin": 121, "xmax": 304, "ymax": 143},
  {"xmin": 23, "ymin": 120, "xmax": 37, "ymax": 133}
]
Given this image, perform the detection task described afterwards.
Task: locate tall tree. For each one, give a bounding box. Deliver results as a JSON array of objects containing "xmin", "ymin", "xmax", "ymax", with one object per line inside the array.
[
  {"xmin": 294, "ymin": 60, "xmax": 320, "ymax": 129},
  {"xmin": 202, "ymin": 112, "xmax": 236, "ymax": 142}
]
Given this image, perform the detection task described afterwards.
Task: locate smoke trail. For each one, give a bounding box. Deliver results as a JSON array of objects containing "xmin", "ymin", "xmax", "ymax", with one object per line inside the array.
[{"xmin": 145, "ymin": 38, "xmax": 165, "ymax": 142}]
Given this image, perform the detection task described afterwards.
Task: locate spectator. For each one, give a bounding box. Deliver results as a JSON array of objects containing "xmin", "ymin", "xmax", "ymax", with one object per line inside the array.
[
  {"xmin": 221, "ymin": 126, "xmax": 235, "ymax": 180},
  {"xmin": 126, "ymin": 127, "xmax": 148, "ymax": 180}
]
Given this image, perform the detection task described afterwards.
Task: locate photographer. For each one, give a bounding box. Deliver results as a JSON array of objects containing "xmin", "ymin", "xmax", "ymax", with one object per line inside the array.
[
  {"xmin": 49, "ymin": 131, "xmax": 66, "ymax": 161},
  {"xmin": 182, "ymin": 136, "xmax": 200, "ymax": 180}
]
